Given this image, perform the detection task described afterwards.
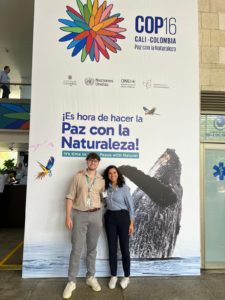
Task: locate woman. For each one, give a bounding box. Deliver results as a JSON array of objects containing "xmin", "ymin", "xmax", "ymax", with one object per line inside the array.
[{"xmin": 103, "ymin": 165, "xmax": 135, "ymax": 290}]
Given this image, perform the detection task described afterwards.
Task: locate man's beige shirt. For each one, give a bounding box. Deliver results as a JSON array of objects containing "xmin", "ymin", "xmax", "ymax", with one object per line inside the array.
[{"xmin": 66, "ymin": 171, "xmax": 105, "ymax": 211}]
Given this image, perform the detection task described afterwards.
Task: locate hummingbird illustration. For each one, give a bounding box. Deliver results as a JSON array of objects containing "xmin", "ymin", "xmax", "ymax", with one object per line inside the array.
[{"xmin": 36, "ymin": 156, "xmax": 55, "ymax": 179}]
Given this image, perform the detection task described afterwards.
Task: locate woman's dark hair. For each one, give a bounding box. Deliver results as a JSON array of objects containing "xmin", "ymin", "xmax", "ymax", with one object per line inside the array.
[{"xmin": 103, "ymin": 165, "xmax": 125, "ymax": 189}]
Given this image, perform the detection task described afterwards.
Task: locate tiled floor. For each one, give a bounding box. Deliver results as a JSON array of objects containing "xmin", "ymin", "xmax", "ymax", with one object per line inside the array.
[
  {"xmin": 1, "ymin": 271, "xmax": 225, "ymax": 299},
  {"xmin": 1, "ymin": 229, "xmax": 225, "ymax": 299},
  {"xmin": 0, "ymin": 228, "xmax": 24, "ymax": 270}
]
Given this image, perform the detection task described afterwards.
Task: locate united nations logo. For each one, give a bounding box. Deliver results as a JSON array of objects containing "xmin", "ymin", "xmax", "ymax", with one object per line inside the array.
[
  {"xmin": 85, "ymin": 78, "xmax": 95, "ymax": 86},
  {"xmin": 143, "ymin": 80, "xmax": 152, "ymax": 89}
]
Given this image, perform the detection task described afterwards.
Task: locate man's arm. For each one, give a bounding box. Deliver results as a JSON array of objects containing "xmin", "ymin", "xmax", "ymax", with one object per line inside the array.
[
  {"xmin": 65, "ymin": 198, "xmax": 73, "ymax": 230},
  {"xmin": 65, "ymin": 174, "xmax": 78, "ymax": 230}
]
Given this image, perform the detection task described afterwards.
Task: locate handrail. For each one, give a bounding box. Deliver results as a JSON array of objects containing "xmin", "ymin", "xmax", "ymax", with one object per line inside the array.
[
  {"xmin": 0, "ymin": 82, "xmax": 31, "ymax": 99},
  {"xmin": 0, "ymin": 82, "xmax": 31, "ymax": 86}
]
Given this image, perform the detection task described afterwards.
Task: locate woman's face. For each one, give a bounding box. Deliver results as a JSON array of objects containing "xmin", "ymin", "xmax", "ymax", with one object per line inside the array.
[{"xmin": 108, "ymin": 168, "xmax": 118, "ymax": 184}]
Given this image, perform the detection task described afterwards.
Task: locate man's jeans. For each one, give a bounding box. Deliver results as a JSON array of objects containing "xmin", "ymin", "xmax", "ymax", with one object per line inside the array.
[{"xmin": 68, "ymin": 209, "xmax": 103, "ymax": 282}]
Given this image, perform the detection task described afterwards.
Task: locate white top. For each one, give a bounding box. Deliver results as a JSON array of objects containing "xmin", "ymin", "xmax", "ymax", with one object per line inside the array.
[
  {"xmin": 0, "ymin": 174, "xmax": 7, "ymax": 193},
  {"xmin": 0, "ymin": 71, "xmax": 10, "ymax": 87}
]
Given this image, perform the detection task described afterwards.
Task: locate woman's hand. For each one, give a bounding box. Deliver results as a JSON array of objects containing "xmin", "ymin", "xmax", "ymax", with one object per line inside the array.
[
  {"xmin": 65, "ymin": 216, "xmax": 73, "ymax": 230},
  {"xmin": 128, "ymin": 221, "xmax": 134, "ymax": 235}
]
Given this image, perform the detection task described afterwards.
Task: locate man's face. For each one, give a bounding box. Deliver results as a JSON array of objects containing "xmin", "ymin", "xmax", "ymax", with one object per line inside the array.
[
  {"xmin": 5, "ymin": 67, "xmax": 10, "ymax": 74},
  {"xmin": 87, "ymin": 158, "xmax": 99, "ymax": 171}
]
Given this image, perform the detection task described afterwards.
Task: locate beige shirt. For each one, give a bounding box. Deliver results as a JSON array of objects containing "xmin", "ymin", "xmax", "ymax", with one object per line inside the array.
[{"xmin": 66, "ymin": 171, "xmax": 105, "ymax": 211}]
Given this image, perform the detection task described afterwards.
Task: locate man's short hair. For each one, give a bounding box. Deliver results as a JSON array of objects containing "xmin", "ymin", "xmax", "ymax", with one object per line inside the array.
[
  {"xmin": 86, "ymin": 152, "xmax": 101, "ymax": 161},
  {"xmin": 4, "ymin": 66, "xmax": 9, "ymax": 70}
]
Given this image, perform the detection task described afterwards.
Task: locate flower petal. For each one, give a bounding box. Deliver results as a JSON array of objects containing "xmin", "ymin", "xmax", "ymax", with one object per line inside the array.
[
  {"xmin": 59, "ymin": 32, "xmax": 77, "ymax": 42},
  {"xmin": 76, "ymin": 0, "xmax": 84, "ymax": 17},
  {"xmin": 74, "ymin": 30, "xmax": 90, "ymax": 40},
  {"xmin": 72, "ymin": 38, "xmax": 87, "ymax": 56},
  {"xmin": 67, "ymin": 6, "xmax": 84, "ymax": 20},
  {"xmin": 100, "ymin": 4, "xmax": 113, "ymax": 22}
]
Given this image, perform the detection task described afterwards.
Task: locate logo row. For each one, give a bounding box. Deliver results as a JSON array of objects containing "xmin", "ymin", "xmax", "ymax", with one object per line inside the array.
[{"xmin": 63, "ymin": 77, "xmax": 169, "ymax": 89}]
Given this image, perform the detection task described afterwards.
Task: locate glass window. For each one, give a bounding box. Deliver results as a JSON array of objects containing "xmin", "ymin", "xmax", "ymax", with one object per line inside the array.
[
  {"xmin": 0, "ymin": 151, "xmax": 18, "ymax": 170},
  {"xmin": 201, "ymin": 115, "xmax": 225, "ymax": 142}
]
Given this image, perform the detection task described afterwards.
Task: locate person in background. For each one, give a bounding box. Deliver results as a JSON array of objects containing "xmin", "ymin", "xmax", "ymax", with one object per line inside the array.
[
  {"xmin": 63, "ymin": 152, "xmax": 105, "ymax": 299},
  {"xmin": 0, "ymin": 66, "xmax": 10, "ymax": 99},
  {"xmin": 16, "ymin": 162, "xmax": 25, "ymax": 181},
  {"xmin": 103, "ymin": 165, "xmax": 135, "ymax": 290},
  {"xmin": 0, "ymin": 172, "xmax": 7, "ymax": 194}
]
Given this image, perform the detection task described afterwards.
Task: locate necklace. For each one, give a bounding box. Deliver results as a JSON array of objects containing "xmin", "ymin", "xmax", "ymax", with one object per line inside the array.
[{"xmin": 85, "ymin": 174, "xmax": 97, "ymax": 208}]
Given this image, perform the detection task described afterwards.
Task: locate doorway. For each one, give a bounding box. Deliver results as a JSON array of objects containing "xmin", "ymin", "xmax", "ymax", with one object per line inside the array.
[
  {"xmin": 0, "ymin": 149, "xmax": 28, "ymax": 270},
  {"xmin": 201, "ymin": 143, "xmax": 225, "ymax": 269}
]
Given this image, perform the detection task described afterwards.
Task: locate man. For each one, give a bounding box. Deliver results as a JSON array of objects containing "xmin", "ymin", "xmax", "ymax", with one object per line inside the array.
[
  {"xmin": 0, "ymin": 171, "xmax": 8, "ymax": 227},
  {"xmin": 0, "ymin": 171, "xmax": 7, "ymax": 196},
  {"xmin": 0, "ymin": 66, "xmax": 10, "ymax": 99},
  {"xmin": 63, "ymin": 152, "xmax": 105, "ymax": 299}
]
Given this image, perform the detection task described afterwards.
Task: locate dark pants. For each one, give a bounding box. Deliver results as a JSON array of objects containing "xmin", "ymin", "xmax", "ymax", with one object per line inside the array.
[
  {"xmin": 1, "ymin": 85, "xmax": 10, "ymax": 98},
  {"xmin": 105, "ymin": 210, "xmax": 130, "ymax": 277}
]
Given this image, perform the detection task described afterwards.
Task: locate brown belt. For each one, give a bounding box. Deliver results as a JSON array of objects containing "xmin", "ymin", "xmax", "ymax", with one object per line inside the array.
[{"xmin": 84, "ymin": 208, "xmax": 101, "ymax": 212}]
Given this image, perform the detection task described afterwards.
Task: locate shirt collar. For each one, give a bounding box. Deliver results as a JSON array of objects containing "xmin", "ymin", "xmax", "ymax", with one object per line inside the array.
[
  {"xmin": 109, "ymin": 183, "xmax": 118, "ymax": 191},
  {"xmin": 84, "ymin": 170, "xmax": 102, "ymax": 178}
]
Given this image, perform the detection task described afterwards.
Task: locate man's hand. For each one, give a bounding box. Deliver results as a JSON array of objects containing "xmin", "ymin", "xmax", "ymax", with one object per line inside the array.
[{"xmin": 65, "ymin": 216, "xmax": 73, "ymax": 230}]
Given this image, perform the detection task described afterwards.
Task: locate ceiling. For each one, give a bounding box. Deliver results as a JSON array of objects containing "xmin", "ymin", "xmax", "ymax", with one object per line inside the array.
[
  {"xmin": 0, "ymin": 0, "xmax": 34, "ymax": 85},
  {"xmin": 0, "ymin": 139, "xmax": 29, "ymax": 152},
  {"xmin": 0, "ymin": 130, "xmax": 29, "ymax": 152},
  {"xmin": 0, "ymin": 142, "xmax": 28, "ymax": 152}
]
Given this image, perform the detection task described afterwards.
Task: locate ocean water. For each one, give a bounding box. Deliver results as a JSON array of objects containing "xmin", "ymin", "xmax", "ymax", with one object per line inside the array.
[{"xmin": 22, "ymin": 244, "xmax": 200, "ymax": 278}]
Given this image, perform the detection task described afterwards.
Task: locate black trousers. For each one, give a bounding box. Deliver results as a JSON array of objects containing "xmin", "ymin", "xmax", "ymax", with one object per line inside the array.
[
  {"xmin": 1, "ymin": 85, "xmax": 10, "ymax": 98},
  {"xmin": 104, "ymin": 210, "xmax": 130, "ymax": 277}
]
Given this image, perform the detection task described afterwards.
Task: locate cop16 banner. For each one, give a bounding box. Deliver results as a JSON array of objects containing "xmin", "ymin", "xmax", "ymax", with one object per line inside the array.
[{"xmin": 23, "ymin": 0, "xmax": 199, "ymax": 277}]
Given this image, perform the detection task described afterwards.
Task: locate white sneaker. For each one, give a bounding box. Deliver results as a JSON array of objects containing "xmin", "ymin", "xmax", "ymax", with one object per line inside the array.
[
  {"xmin": 108, "ymin": 276, "xmax": 118, "ymax": 289},
  {"xmin": 86, "ymin": 276, "xmax": 101, "ymax": 291},
  {"xmin": 120, "ymin": 277, "xmax": 130, "ymax": 289},
  {"xmin": 62, "ymin": 281, "xmax": 76, "ymax": 299}
]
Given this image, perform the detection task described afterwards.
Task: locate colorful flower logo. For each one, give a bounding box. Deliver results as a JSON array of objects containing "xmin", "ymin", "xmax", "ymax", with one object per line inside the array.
[{"xmin": 58, "ymin": 0, "xmax": 126, "ymax": 62}]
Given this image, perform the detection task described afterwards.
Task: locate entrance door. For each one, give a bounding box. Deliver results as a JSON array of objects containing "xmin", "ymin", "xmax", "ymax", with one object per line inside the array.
[{"xmin": 202, "ymin": 144, "xmax": 225, "ymax": 268}]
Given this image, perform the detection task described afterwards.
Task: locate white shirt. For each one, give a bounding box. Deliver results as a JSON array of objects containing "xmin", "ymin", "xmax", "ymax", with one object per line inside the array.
[
  {"xmin": 0, "ymin": 174, "xmax": 7, "ymax": 193},
  {"xmin": 0, "ymin": 71, "xmax": 10, "ymax": 87}
]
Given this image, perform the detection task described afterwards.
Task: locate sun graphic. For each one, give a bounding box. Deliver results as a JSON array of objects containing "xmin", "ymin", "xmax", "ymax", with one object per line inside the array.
[{"xmin": 58, "ymin": 0, "xmax": 126, "ymax": 62}]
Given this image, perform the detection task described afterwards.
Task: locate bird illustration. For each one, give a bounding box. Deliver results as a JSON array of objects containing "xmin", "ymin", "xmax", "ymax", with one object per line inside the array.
[
  {"xmin": 36, "ymin": 156, "xmax": 55, "ymax": 179},
  {"xmin": 143, "ymin": 106, "xmax": 160, "ymax": 115}
]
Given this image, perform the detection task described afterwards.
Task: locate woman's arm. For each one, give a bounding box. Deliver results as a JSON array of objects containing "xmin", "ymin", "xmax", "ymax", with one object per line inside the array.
[
  {"xmin": 124, "ymin": 185, "xmax": 135, "ymax": 235},
  {"xmin": 129, "ymin": 218, "xmax": 135, "ymax": 235}
]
